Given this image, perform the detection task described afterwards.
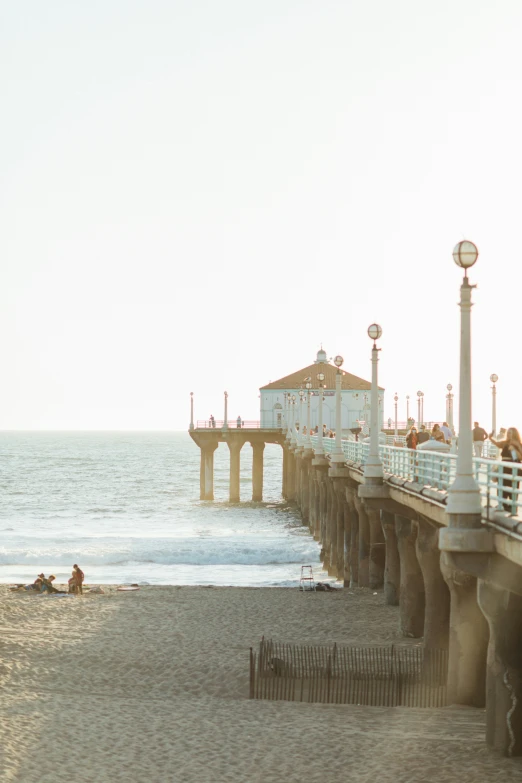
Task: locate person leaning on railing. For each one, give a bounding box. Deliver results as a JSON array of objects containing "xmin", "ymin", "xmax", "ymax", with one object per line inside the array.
[{"xmin": 489, "ymin": 427, "xmax": 522, "ymax": 514}]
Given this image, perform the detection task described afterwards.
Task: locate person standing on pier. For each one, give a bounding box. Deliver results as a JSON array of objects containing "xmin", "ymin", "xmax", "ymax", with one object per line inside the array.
[
  {"xmin": 406, "ymin": 426, "xmax": 418, "ymax": 449},
  {"xmin": 473, "ymin": 421, "xmax": 487, "ymax": 456},
  {"xmin": 440, "ymin": 422, "xmax": 452, "ymax": 444},
  {"xmin": 489, "ymin": 428, "xmax": 522, "ymax": 513},
  {"xmin": 236, "ymin": 416, "xmax": 242, "ymax": 428},
  {"xmin": 417, "ymin": 425, "xmax": 429, "ymax": 444},
  {"xmin": 431, "ymin": 423, "xmax": 445, "ymax": 443},
  {"xmin": 209, "ymin": 415, "xmax": 215, "ymax": 428}
]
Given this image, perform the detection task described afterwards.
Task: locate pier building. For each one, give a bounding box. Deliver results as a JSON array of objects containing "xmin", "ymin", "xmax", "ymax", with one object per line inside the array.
[{"xmin": 259, "ymin": 348, "xmax": 384, "ymax": 431}]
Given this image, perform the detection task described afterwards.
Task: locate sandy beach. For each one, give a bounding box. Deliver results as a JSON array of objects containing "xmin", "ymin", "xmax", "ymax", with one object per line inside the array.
[{"xmin": 1, "ymin": 584, "xmax": 521, "ymax": 783}]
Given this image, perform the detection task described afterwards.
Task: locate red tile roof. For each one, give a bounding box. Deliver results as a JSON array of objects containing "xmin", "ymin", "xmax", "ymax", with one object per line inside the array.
[{"xmin": 260, "ymin": 363, "xmax": 383, "ymax": 391}]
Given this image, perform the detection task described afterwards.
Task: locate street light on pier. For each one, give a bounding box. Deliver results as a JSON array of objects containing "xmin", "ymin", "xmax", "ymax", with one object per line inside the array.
[
  {"xmin": 223, "ymin": 391, "xmax": 228, "ymax": 430},
  {"xmin": 190, "ymin": 392, "xmax": 194, "ymax": 431},
  {"xmin": 331, "ymin": 355, "xmax": 345, "ymax": 463},
  {"xmin": 446, "ymin": 384, "xmax": 454, "ymax": 432},
  {"xmin": 364, "ymin": 324, "xmax": 383, "ymax": 482},
  {"xmin": 304, "ymin": 379, "xmax": 313, "ymax": 449},
  {"xmin": 284, "ymin": 393, "xmax": 291, "ymax": 437},
  {"xmin": 394, "ymin": 393, "xmax": 398, "ymax": 438},
  {"xmin": 490, "ymin": 374, "xmax": 498, "ymax": 438},
  {"xmin": 406, "ymin": 395, "xmax": 410, "ymax": 423},
  {"xmin": 298, "ymin": 389, "xmax": 305, "ymax": 445},
  {"xmin": 417, "ymin": 391, "xmax": 424, "ymax": 427},
  {"xmin": 316, "ymin": 371, "xmax": 325, "ymax": 455},
  {"xmin": 446, "ymin": 240, "xmax": 482, "ymax": 519},
  {"xmin": 290, "ymin": 394, "xmax": 297, "ymax": 446}
]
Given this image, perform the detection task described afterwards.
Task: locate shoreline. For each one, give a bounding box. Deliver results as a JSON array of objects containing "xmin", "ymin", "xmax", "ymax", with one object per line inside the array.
[{"xmin": 1, "ymin": 584, "xmax": 520, "ymax": 782}]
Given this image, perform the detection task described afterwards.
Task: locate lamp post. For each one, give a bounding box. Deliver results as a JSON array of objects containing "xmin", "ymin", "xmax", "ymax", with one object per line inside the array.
[
  {"xmin": 290, "ymin": 394, "xmax": 297, "ymax": 446},
  {"xmin": 316, "ymin": 372, "xmax": 325, "ymax": 455},
  {"xmin": 490, "ymin": 374, "xmax": 498, "ymax": 438},
  {"xmin": 331, "ymin": 355, "xmax": 345, "ymax": 462},
  {"xmin": 364, "ymin": 324, "xmax": 383, "ymax": 482},
  {"xmin": 190, "ymin": 392, "xmax": 194, "ymax": 430},
  {"xmin": 446, "ymin": 384, "xmax": 454, "ymax": 432},
  {"xmin": 406, "ymin": 395, "xmax": 410, "ymax": 423},
  {"xmin": 285, "ymin": 392, "xmax": 292, "ymax": 440},
  {"xmin": 298, "ymin": 389, "xmax": 305, "ymax": 445},
  {"xmin": 223, "ymin": 391, "xmax": 228, "ymax": 430},
  {"xmin": 394, "ymin": 393, "xmax": 398, "ymax": 437},
  {"xmin": 304, "ymin": 379, "xmax": 313, "ymax": 449},
  {"xmin": 446, "ymin": 240, "xmax": 482, "ymax": 518},
  {"xmin": 417, "ymin": 391, "xmax": 424, "ymax": 427}
]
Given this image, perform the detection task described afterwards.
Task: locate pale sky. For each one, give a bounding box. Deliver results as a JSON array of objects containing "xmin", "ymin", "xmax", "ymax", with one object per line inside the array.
[{"xmin": 1, "ymin": 1, "xmax": 521, "ymax": 431}]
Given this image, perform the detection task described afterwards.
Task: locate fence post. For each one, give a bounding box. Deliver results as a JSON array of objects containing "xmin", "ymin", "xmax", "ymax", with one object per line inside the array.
[{"xmin": 249, "ymin": 648, "xmax": 255, "ymax": 699}]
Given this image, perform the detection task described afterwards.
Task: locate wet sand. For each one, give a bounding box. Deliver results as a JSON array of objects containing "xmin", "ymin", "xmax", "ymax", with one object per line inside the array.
[{"xmin": 0, "ymin": 584, "xmax": 520, "ymax": 782}]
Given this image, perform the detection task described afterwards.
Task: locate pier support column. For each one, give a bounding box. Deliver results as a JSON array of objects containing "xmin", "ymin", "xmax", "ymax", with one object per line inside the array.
[
  {"xmin": 346, "ymin": 488, "xmax": 359, "ymax": 587},
  {"xmin": 381, "ymin": 510, "xmax": 400, "ymax": 605},
  {"xmin": 200, "ymin": 447, "xmax": 206, "ymax": 500},
  {"xmin": 282, "ymin": 445, "xmax": 288, "ymax": 498},
  {"xmin": 228, "ymin": 440, "xmax": 243, "ymax": 503},
  {"xmin": 202, "ymin": 442, "xmax": 219, "ymax": 501},
  {"xmin": 308, "ymin": 469, "xmax": 316, "ymax": 533},
  {"xmin": 441, "ymin": 553, "xmax": 488, "ymax": 706},
  {"xmin": 287, "ymin": 450, "xmax": 296, "ymax": 501},
  {"xmin": 395, "ymin": 514, "xmax": 424, "ymax": 638},
  {"xmin": 318, "ymin": 473, "xmax": 328, "ymax": 544},
  {"xmin": 335, "ymin": 485, "xmax": 345, "ymax": 581},
  {"xmin": 327, "ymin": 482, "xmax": 338, "ymax": 576},
  {"xmin": 366, "ymin": 506, "xmax": 385, "ymax": 590},
  {"xmin": 294, "ymin": 451, "xmax": 302, "ymax": 511},
  {"xmin": 313, "ymin": 472, "xmax": 322, "ymax": 539},
  {"xmin": 321, "ymin": 479, "xmax": 330, "ymax": 568},
  {"xmin": 342, "ymin": 496, "xmax": 351, "ymax": 587},
  {"xmin": 416, "ymin": 517, "xmax": 450, "ymax": 650},
  {"xmin": 301, "ymin": 454, "xmax": 312, "ymax": 523},
  {"xmin": 354, "ymin": 495, "xmax": 370, "ymax": 588},
  {"xmin": 478, "ymin": 581, "xmax": 522, "ymax": 756},
  {"xmin": 252, "ymin": 442, "xmax": 265, "ymax": 502}
]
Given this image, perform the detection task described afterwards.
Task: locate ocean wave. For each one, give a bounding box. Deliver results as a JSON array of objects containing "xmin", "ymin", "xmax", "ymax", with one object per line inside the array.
[{"xmin": 0, "ymin": 540, "xmax": 320, "ymax": 568}]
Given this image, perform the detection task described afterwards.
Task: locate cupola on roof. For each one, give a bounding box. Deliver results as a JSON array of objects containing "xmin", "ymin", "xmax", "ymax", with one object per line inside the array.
[{"xmin": 314, "ymin": 348, "xmax": 328, "ymax": 364}]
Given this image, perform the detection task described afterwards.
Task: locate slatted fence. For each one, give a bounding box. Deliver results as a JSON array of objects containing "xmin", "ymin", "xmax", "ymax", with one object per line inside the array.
[{"xmin": 249, "ymin": 639, "xmax": 447, "ymax": 708}]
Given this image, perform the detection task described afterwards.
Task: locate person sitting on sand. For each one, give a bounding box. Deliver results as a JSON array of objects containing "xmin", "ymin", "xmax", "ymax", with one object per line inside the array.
[
  {"xmin": 9, "ymin": 577, "xmax": 43, "ymax": 592},
  {"xmin": 40, "ymin": 575, "xmax": 60, "ymax": 594}
]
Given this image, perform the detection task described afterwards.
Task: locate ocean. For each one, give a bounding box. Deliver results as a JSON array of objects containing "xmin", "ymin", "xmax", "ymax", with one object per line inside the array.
[{"xmin": 0, "ymin": 431, "xmax": 330, "ymax": 587}]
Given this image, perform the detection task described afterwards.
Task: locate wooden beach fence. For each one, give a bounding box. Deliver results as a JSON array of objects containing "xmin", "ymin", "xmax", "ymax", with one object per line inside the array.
[{"xmin": 249, "ymin": 639, "xmax": 448, "ymax": 708}]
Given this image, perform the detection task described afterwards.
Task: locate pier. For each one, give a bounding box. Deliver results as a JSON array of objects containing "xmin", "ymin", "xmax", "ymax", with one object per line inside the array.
[
  {"xmin": 188, "ymin": 241, "xmax": 522, "ymax": 757},
  {"xmin": 189, "ymin": 421, "xmax": 284, "ymax": 502}
]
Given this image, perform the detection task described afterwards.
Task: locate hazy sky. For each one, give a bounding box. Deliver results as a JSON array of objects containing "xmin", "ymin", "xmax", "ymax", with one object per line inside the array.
[{"xmin": 2, "ymin": 1, "xmax": 521, "ymax": 430}]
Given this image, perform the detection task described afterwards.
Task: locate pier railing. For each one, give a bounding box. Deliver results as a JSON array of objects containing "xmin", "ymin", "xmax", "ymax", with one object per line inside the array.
[
  {"xmin": 196, "ymin": 420, "xmax": 262, "ymax": 429},
  {"xmin": 306, "ymin": 435, "xmax": 522, "ymax": 523},
  {"xmin": 250, "ymin": 639, "xmax": 448, "ymax": 707}
]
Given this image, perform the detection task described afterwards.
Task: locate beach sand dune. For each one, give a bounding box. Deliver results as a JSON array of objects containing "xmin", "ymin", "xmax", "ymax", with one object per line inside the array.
[{"xmin": 0, "ymin": 585, "xmax": 520, "ymax": 783}]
